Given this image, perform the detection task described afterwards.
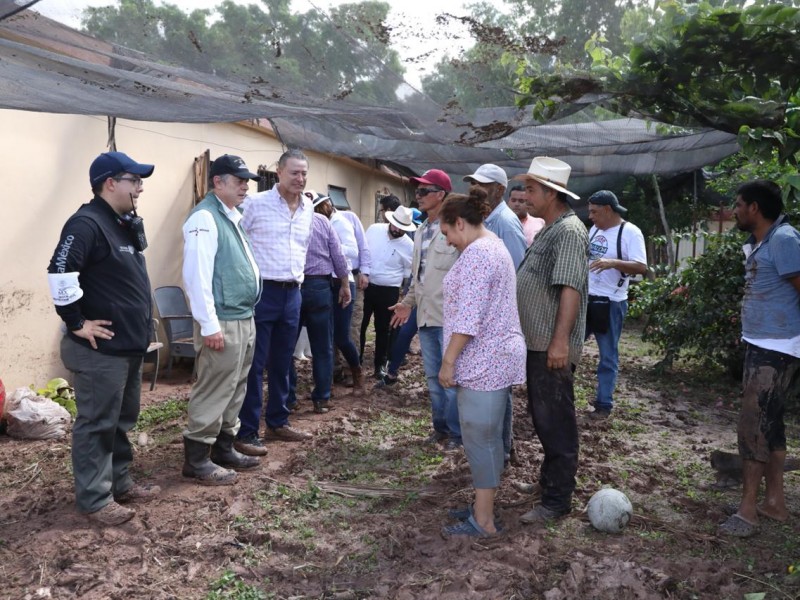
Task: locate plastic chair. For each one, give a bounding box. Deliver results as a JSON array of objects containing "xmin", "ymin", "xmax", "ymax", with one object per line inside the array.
[
  {"xmin": 153, "ymin": 286, "xmax": 197, "ymax": 378},
  {"xmin": 143, "ymin": 318, "xmax": 164, "ymax": 391}
]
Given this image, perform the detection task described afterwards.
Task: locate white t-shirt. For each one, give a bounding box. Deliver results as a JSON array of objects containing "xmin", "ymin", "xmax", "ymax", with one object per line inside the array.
[
  {"xmin": 363, "ymin": 223, "xmax": 414, "ymax": 287},
  {"xmin": 588, "ymin": 221, "xmax": 647, "ymax": 301}
]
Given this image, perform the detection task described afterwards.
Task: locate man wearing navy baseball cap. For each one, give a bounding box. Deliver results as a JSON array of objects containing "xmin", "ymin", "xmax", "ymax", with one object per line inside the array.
[{"xmin": 47, "ymin": 150, "xmax": 157, "ymax": 525}]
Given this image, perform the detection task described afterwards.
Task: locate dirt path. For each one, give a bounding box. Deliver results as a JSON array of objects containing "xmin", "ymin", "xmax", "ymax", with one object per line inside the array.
[{"xmin": 1, "ymin": 329, "xmax": 799, "ymax": 599}]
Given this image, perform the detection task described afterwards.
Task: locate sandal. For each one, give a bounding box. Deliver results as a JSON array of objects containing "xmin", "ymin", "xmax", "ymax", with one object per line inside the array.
[
  {"xmin": 722, "ymin": 502, "xmax": 739, "ymax": 516},
  {"xmin": 447, "ymin": 504, "xmax": 502, "ymax": 528},
  {"xmin": 448, "ymin": 504, "xmax": 474, "ymax": 521},
  {"xmin": 719, "ymin": 513, "xmax": 759, "ymax": 538},
  {"xmin": 443, "ymin": 515, "xmax": 503, "ymax": 538}
]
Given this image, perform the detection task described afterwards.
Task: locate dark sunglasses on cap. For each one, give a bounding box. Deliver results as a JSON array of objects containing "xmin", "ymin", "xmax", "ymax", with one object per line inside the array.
[{"xmin": 415, "ymin": 187, "xmax": 442, "ymax": 197}]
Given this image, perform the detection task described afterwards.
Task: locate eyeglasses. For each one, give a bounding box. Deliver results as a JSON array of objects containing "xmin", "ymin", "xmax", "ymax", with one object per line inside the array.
[
  {"xmin": 114, "ymin": 176, "xmax": 143, "ymax": 186},
  {"xmin": 415, "ymin": 187, "xmax": 441, "ymax": 197}
]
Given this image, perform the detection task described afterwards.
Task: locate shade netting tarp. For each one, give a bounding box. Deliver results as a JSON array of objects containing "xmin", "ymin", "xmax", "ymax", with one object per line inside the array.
[{"xmin": 0, "ymin": 1, "xmax": 739, "ymax": 186}]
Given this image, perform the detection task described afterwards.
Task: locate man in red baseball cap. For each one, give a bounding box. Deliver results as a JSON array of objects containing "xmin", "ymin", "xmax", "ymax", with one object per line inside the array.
[{"xmin": 390, "ymin": 169, "xmax": 462, "ymax": 451}]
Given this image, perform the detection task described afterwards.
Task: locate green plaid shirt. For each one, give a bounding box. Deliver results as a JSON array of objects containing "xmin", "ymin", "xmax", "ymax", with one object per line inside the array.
[{"xmin": 516, "ymin": 209, "xmax": 589, "ymax": 366}]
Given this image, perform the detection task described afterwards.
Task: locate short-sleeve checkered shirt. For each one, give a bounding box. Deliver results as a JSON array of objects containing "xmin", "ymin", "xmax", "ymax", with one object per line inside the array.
[{"xmin": 516, "ymin": 209, "xmax": 589, "ymax": 366}]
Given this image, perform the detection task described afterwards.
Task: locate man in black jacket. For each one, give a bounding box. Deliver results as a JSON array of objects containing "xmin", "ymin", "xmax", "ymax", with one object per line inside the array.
[{"xmin": 47, "ymin": 151, "xmax": 158, "ymax": 525}]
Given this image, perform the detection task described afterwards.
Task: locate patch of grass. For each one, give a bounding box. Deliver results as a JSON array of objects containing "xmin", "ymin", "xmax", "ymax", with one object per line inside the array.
[
  {"xmin": 256, "ymin": 481, "xmax": 329, "ymax": 513},
  {"xmin": 206, "ymin": 570, "xmax": 272, "ymax": 600},
  {"xmin": 341, "ymin": 535, "xmax": 380, "ymax": 575},
  {"xmin": 636, "ymin": 530, "xmax": 666, "ymax": 541},
  {"xmin": 610, "ymin": 418, "xmax": 647, "ymax": 435},
  {"xmin": 231, "ymin": 515, "xmax": 255, "ymax": 530},
  {"xmin": 370, "ymin": 412, "xmax": 430, "ymax": 438},
  {"xmin": 134, "ymin": 397, "xmax": 188, "ymax": 430},
  {"xmin": 574, "ymin": 380, "xmax": 593, "ymax": 411},
  {"xmin": 306, "ymin": 432, "xmax": 441, "ymax": 488}
]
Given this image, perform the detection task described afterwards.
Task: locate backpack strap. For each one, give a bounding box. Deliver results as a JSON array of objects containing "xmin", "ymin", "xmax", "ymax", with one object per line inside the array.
[{"xmin": 617, "ymin": 221, "xmax": 629, "ymax": 279}]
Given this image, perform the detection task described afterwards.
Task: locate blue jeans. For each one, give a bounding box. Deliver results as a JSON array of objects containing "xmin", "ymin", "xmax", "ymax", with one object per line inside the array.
[
  {"xmin": 418, "ymin": 326, "xmax": 461, "ymax": 442},
  {"xmin": 387, "ymin": 306, "xmax": 418, "ymax": 375},
  {"xmin": 591, "ymin": 299, "xmax": 627, "ymax": 411},
  {"xmin": 290, "ymin": 277, "xmax": 334, "ymax": 403},
  {"xmin": 238, "ymin": 285, "xmax": 301, "ymax": 437},
  {"xmin": 458, "ymin": 386, "xmax": 507, "ymax": 488},
  {"xmin": 332, "ymin": 280, "xmax": 360, "ymax": 367}
]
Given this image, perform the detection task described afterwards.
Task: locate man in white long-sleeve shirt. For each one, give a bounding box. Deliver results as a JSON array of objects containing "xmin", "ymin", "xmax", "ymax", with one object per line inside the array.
[
  {"xmin": 181, "ymin": 155, "xmax": 262, "ymax": 485},
  {"xmin": 360, "ymin": 205, "xmax": 415, "ymax": 377}
]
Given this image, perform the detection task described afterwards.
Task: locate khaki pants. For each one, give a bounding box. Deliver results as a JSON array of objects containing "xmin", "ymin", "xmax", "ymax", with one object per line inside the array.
[{"xmin": 184, "ymin": 318, "xmax": 255, "ymax": 445}]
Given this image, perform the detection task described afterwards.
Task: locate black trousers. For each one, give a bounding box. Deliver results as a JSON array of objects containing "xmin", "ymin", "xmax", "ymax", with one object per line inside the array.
[
  {"xmin": 359, "ymin": 283, "xmax": 400, "ymax": 372},
  {"xmin": 526, "ymin": 350, "xmax": 579, "ymax": 515}
]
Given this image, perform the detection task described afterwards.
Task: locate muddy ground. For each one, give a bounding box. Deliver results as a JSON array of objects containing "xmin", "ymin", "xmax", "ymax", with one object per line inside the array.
[{"xmin": 1, "ymin": 326, "xmax": 799, "ymax": 600}]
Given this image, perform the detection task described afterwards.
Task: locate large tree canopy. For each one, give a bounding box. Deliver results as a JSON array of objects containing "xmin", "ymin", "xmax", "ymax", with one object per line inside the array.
[
  {"xmin": 421, "ymin": 0, "xmax": 635, "ymax": 111},
  {"xmin": 514, "ymin": 1, "xmax": 800, "ymax": 164},
  {"xmin": 82, "ymin": 0, "xmax": 406, "ymax": 107}
]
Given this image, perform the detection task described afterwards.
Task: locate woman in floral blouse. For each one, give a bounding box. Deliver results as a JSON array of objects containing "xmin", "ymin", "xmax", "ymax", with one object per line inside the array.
[{"xmin": 438, "ymin": 188, "xmax": 526, "ymax": 537}]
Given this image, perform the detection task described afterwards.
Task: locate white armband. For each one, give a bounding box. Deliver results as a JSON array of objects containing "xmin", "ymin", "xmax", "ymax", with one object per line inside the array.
[{"xmin": 48, "ymin": 272, "xmax": 84, "ymax": 306}]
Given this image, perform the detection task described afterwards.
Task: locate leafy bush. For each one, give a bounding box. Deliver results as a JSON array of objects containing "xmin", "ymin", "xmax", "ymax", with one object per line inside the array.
[{"xmin": 630, "ymin": 227, "xmax": 747, "ymax": 378}]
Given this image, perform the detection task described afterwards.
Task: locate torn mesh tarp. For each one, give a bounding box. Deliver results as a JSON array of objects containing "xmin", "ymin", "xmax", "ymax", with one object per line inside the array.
[{"xmin": 0, "ymin": 5, "xmax": 740, "ymax": 183}]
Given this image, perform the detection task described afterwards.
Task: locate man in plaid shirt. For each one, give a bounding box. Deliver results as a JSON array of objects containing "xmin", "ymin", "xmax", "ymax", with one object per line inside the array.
[
  {"xmin": 236, "ymin": 149, "xmax": 316, "ymax": 454},
  {"xmin": 514, "ymin": 157, "xmax": 589, "ymax": 526}
]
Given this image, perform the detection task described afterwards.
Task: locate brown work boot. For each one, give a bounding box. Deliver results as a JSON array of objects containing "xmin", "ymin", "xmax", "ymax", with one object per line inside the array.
[
  {"xmin": 116, "ymin": 483, "xmax": 161, "ymax": 503},
  {"xmin": 268, "ymin": 425, "xmax": 312, "ymax": 442},
  {"xmin": 233, "ymin": 434, "xmax": 268, "ymax": 457},
  {"xmin": 86, "ymin": 501, "xmax": 135, "ymax": 526},
  {"xmin": 350, "ymin": 365, "xmax": 364, "ymax": 395}
]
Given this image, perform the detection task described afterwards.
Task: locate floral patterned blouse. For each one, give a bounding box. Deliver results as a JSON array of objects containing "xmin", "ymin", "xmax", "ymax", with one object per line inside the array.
[{"xmin": 443, "ymin": 235, "xmax": 526, "ymax": 391}]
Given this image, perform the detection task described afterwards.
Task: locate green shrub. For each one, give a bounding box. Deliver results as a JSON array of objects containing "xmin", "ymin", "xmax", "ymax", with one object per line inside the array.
[{"xmin": 629, "ymin": 227, "xmax": 747, "ymax": 378}]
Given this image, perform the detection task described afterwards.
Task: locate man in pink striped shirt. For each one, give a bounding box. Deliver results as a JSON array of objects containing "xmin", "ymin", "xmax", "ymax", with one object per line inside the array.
[{"xmin": 236, "ymin": 150, "xmax": 315, "ymax": 454}]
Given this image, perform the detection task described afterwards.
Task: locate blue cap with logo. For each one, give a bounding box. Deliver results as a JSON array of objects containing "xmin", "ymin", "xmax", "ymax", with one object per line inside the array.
[{"xmin": 89, "ymin": 152, "xmax": 155, "ymax": 187}]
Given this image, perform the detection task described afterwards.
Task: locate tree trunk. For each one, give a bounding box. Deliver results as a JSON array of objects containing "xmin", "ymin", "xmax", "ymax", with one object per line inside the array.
[{"xmin": 652, "ymin": 174, "xmax": 676, "ymax": 271}]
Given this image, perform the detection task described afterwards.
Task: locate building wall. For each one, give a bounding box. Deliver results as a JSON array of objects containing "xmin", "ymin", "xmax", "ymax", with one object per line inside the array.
[{"xmin": 0, "ymin": 109, "xmax": 404, "ymax": 389}]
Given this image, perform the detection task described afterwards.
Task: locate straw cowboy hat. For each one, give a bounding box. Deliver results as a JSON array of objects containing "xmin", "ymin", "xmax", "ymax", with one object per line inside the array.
[
  {"xmin": 385, "ymin": 205, "xmax": 417, "ymax": 232},
  {"xmin": 513, "ymin": 157, "xmax": 580, "ymax": 200}
]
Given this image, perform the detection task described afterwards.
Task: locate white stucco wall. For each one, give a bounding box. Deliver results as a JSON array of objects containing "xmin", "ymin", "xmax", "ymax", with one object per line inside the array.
[{"xmin": 0, "ymin": 109, "xmax": 405, "ymax": 389}]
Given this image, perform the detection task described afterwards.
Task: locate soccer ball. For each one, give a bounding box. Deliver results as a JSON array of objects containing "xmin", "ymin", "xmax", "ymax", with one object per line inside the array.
[{"xmin": 587, "ymin": 488, "xmax": 633, "ymax": 533}]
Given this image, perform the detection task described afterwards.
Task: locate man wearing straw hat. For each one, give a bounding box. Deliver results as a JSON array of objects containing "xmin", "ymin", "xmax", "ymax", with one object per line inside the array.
[{"xmin": 514, "ymin": 157, "xmax": 589, "ymax": 526}]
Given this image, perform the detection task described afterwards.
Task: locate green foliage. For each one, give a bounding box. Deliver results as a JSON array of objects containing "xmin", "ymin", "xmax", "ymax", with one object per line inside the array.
[
  {"xmin": 707, "ymin": 150, "xmax": 800, "ymax": 206},
  {"xmin": 206, "ymin": 570, "xmax": 270, "ymax": 600},
  {"xmin": 622, "ymin": 174, "xmax": 709, "ymax": 239},
  {"xmin": 81, "ymin": 0, "xmax": 405, "ymax": 107},
  {"xmin": 421, "ymin": 0, "xmax": 634, "ymax": 110},
  {"xmin": 516, "ymin": 0, "xmax": 800, "ymax": 164},
  {"xmin": 32, "ymin": 377, "xmax": 76, "ymax": 417},
  {"xmin": 629, "ymin": 228, "xmax": 746, "ymax": 377},
  {"xmin": 420, "ymin": 3, "xmax": 525, "ymax": 109},
  {"xmin": 134, "ymin": 397, "xmax": 188, "ymax": 430}
]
